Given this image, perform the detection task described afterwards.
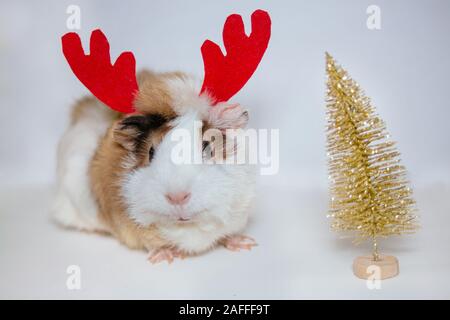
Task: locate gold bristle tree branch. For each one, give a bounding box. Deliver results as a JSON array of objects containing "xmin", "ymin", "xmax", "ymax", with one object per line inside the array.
[{"xmin": 325, "ymin": 53, "xmax": 418, "ymax": 261}]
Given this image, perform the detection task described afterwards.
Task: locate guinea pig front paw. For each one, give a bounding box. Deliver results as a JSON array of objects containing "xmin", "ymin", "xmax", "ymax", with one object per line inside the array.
[
  {"xmin": 208, "ymin": 103, "xmax": 249, "ymax": 130},
  {"xmin": 147, "ymin": 248, "xmax": 186, "ymax": 264},
  {"xmin": 220, "ymin": 235, "xmax": 257, "ymax": 252}
]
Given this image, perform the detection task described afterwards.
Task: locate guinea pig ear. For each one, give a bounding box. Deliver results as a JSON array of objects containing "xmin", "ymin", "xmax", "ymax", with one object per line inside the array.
[
  {"xmin": 207, "ymin": 103, "xmax": 249, "ymax": 131},
  {"xmin": 113, "ymin": 115, "xmax": 149, "ymax": 151}
]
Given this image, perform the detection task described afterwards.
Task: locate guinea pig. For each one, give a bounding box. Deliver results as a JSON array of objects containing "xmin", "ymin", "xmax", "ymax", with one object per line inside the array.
[{"xmin": 51, "ymin": 70, "xmax": 257, "ymax": 263}]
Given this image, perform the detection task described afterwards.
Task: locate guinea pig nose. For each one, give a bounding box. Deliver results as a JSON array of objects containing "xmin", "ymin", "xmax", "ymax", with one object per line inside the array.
[{"xmin": 165, "ymin": 192, "xmax": 191, "ymax": 205}]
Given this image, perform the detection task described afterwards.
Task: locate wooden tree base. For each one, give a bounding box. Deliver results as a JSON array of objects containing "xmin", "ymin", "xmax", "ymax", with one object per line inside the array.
[{"xmin": 353, "ymin": 255, "xmax": 399, "ymax": 280}]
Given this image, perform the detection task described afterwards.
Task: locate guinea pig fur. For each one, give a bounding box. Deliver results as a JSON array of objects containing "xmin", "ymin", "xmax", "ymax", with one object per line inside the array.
[{"xmin": 51, "ymin": 70, "xmax": 257, "ymax": 263}]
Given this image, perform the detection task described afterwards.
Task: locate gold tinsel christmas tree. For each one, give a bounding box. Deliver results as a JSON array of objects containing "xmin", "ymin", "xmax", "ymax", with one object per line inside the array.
[{"xmin": 325, "ymin": 53, "xmax": 418, "ymax": 268}]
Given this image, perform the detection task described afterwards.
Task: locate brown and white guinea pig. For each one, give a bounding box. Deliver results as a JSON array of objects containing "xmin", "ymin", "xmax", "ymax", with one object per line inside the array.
[{"xmin": 51, "ymin": 70, "xmax": 256, "ymax": 263}]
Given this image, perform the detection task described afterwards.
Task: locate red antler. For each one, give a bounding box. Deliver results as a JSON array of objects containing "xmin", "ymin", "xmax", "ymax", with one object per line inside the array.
[
  {"xmin": 62, "ymin": 29, "xmax": 138, "ymax": 113},
  {"xmin": 200, "ymin": 9, "xmax": 271, "ymax": 105}
]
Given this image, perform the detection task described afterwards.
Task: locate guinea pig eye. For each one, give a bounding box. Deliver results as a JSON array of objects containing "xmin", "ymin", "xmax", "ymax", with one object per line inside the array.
[
  {"xmin": 202, "ymin": 141, "xmax": 213, "ymax": 159},
  {"xmin": 148, "ymin": 147, "xmax": 155, "ymax": 161}
]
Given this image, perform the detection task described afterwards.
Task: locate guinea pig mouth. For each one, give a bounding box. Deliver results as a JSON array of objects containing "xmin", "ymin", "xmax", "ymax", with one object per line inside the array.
[{"xmin": 173, "ymin": 209, "xmax": 207, "ymax": 223}]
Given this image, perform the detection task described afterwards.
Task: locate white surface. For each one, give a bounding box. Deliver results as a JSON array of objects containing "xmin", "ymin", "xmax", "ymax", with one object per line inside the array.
[
  {"xmin": 1, "ymin": 183, "xmax": 449, "ymax": 299},
  {"xmin": 1, "ymin": 0, "xmax": 450, "ymax": 299}
]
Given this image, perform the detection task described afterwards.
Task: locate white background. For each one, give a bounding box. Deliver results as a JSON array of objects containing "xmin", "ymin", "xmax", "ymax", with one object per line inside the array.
[{"xmin": 0, "ymin": 0, "xmax": 449, "ymax": 299}]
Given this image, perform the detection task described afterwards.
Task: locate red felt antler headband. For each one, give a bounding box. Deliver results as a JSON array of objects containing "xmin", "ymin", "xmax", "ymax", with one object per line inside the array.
[
  {"xmin": 200, "ymin": 9, "xmax": 271, "ymax": 104},
  {"xmin": 61, "ymin": 10, "xmax": 271, "ymax": 113},
  {"xmin": 62, "ymin": 29, "xmax": 138, "ymax": 113}
]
